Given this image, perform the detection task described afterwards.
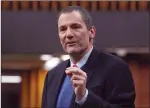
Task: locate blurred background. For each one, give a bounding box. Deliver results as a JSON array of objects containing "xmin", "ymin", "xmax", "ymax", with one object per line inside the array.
[{"xmin": 1, "ymin": 1, "xmax": 150, "ymax": 108}]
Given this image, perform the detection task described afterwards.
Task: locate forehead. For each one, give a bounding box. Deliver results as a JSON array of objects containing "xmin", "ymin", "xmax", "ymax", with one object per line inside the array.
[{"xmin": 58, "ymin": 11, "xmax": 85, "ymax": 27}]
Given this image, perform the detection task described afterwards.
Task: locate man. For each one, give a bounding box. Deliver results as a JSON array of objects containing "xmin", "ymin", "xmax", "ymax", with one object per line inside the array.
[{"xmin": 42, "ymin": 6, "xmax": 135, "ymax": 108}]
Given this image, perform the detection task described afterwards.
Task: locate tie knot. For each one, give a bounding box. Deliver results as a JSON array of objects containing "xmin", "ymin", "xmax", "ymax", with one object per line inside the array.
[{"xmin": 73, "ymin": 64, "xmax": 78, "ymax": 67}]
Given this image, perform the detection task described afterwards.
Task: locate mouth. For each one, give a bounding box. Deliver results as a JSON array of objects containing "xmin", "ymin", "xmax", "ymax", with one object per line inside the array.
[{"xmin": 66, "ymin": 41, "xmax": 76, "ymax": 46}]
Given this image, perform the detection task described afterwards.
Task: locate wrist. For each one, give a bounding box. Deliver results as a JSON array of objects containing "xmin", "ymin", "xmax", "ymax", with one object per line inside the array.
[
  {"xmin": 76, "ymin": 89, "xmax": 86, "ymax": 101},
  {"xmin": 75, "ymin": 89, "xmax": 88, "ymax": 105}
]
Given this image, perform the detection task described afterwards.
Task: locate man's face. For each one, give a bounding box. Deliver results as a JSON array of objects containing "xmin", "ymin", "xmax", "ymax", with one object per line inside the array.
[{"xmin": 58, "ymin": 11, "xmax": 94, "ymax": 55}]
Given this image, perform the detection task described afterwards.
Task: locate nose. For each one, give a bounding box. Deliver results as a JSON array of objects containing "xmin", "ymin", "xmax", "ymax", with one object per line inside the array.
[{"xmin": 66, "ymin": 28, "xmax": 73, "ymax": 38}]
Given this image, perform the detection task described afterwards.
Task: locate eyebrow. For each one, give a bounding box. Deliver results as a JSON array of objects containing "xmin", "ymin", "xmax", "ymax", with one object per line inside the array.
[
  {"xmin": 71, "ymin": 23, "xmax": 81, "ymax": 26},
  {"xmin": 59, "ymin": 22, "xmax": 82, "ymax": 28}
]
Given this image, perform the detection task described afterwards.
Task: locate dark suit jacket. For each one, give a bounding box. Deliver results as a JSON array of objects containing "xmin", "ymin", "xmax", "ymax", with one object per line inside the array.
[{"xmin": 42, "ymin": 48, "xmax": 135, "ymax": 108}]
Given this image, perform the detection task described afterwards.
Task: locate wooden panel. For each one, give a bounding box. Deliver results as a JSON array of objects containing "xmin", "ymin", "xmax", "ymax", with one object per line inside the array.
[
  {"xmin": 40, "ymin": 1, "xmax": 50, "ymax": 11},
  {"xmin": 29, "ymin": 71, "xmax": 38, "ymax": 107},
  {"xmin": 99, "ymin": 1, "xmax": 109, "ymax": 11},
  {"xmin": 37, "ymin": 69, "xmax": 47, "ymax": 107},
  {"xmin": 129, "ymin": 62, "xmax": 150, "ymax": 108},
  {"xmin": 130, "ymin": 1, "xmax": 137, "ymax": 11},
  {"xmin": 129, "ymin": 62, "xmax": 140, "ymax": 106},
  {"xmin": 80, "ymin": 1, "xmax": 89, "ymax": 10},
  {"xmin": 51, "ymin": 1, "xmax": 58, "ymax": 11},
  {"xmin": 21, "ymin": 72, "xmax": 29, "ymax": 108},
  {"xmin": 60, "ymin": 1, "xmax": 70, "ymax": 9},
  {"xmin": 119, "ymin": 1, "xmax": 128, "ymax": 11},
  {"xmin": 20, "ymin": 1, "xmax": 30, "ymax": 10},
  {"xmin": 32, "ymin": 1, "xmax": 38, "ymax": 11},
  {"xmin": 1, "ymin": 1, "xmax": 10, "ymax": 10},
  {"xmin": 71, "ymin": 1, "xmax": 78, "ymax": 6},
  {"xmin": 20, "ymin": 69, "xmax": 47, "ymax": 108},
  {"xmin": 1, "ymin": 1, "xmax": 149, "ymax": 11},
  {"xmin": 139, "ymin": 1, "xmax": 148, "ymax": 11},
  {"xmin": 111, "ymin": 1, "xmax": 117, "ymax": 11},
  {"xmin": 12, "ymin": 1, "xmax": 19, "ymax": 11},
  {"xmin": 138, "ymin": 65, "xmax": 149, "ymax": 107},
  {"xmin": 91, "ymin": 1, "xmax": 97, "ymax": 11}
]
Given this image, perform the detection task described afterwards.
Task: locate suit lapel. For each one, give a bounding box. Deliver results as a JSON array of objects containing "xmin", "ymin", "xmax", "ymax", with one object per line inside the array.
[
  {"xmin": 49, "ymin": 60, "xmax": 70, "ymax": 108},
  {"xmin": 82, "ymin": 47, "xmax": 101, "ymax": 86}
]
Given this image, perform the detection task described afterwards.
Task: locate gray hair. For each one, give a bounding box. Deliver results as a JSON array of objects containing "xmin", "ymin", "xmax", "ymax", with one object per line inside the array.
[{"xmin": 57, "ymin": 6, "xmax": 93, "ymax": 30}]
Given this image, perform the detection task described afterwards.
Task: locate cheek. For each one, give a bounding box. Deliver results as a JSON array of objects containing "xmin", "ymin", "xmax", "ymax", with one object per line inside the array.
[
  {"xmin": 79, "ymin": 32, "xmax": 89, "ymax": 43},
  {"xmin": 59, "ymin": 35, "xmax": 65, "ymax": 44}
]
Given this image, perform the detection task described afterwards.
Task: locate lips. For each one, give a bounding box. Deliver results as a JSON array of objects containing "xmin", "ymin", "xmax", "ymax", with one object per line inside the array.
[{"xmin": 66, "ymin": 41, "xmax": 76, "ymax": 46}]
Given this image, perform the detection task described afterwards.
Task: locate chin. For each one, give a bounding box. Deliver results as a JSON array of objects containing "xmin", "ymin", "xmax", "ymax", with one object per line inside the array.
[
  {"xmin": 66, "ymin": 48, "xmax": 79, "ymax": 54},
  {"xmin": 66, "ymin": 50, "xmax": 77, "ymax": 54}
]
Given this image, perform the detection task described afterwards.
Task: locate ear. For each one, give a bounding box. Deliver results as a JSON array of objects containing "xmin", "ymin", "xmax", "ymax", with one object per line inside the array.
[{"xmin": 89, "ymin": 26, "xmax": 96, "ymax": 39}]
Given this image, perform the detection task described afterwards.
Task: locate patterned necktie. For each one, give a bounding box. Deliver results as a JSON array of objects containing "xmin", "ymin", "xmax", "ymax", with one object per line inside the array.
[{"xmin": 56, "ymin": 64, "xmax": 78, "ymax": 108}]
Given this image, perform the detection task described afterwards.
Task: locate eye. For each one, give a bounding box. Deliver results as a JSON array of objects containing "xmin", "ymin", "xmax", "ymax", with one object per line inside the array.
[
  {"xmin": 71, "ymin": 24, "xmax": 81, "ymax": 29},
  {"xmin": 59, "ymin": 26, "xmax": 66, "ymax": 32},
  {"xmin": 60, "ymin": 28, "xmax": 66, "ymax": 31}
]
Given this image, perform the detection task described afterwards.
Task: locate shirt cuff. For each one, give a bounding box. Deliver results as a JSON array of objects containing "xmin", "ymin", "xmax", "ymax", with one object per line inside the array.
[{"xmin": 75, "ymin": 89, "xmax": 88, "ymax": 105}]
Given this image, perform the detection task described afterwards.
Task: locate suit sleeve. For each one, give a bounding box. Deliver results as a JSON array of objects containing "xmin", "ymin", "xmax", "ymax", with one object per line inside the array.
[
  {"xmin": 80, "ymin": 61, "xmax": 136, "ymax": 108},
  {"xmin": 41, "ymin": 73, "xmax": 48, "ymax": 108}
]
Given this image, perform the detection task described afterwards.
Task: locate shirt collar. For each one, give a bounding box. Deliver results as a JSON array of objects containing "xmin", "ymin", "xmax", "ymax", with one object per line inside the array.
[{"xmin": 70, "ymin": 46, "xmax": 93, "ymax": 68}]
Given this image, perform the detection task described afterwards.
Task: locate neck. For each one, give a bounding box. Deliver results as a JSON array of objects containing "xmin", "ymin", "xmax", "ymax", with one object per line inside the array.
[{"xmin": 70, "ymin": 45, "xmax": 93, "ymax": 64}]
